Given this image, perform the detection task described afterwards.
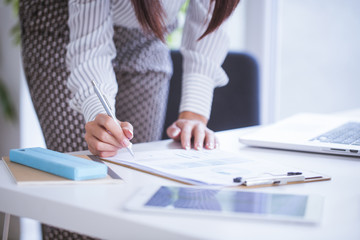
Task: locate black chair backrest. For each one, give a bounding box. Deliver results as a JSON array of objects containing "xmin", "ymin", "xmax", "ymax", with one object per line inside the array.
[{"xmin": 162, "ymin": 51, "xmax": 259, "ymax": 139}]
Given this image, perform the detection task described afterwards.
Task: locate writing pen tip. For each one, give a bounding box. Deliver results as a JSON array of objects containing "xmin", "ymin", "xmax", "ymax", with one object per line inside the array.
[{"xmin": 126, "ymin": 146, "xmax": 135, "ymax": 158}]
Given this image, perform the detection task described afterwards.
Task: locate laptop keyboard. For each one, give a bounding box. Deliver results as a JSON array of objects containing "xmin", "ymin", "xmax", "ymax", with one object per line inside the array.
[{"xmin": 311, "ymin": 122, "xmax": 360, "ymax": 145}]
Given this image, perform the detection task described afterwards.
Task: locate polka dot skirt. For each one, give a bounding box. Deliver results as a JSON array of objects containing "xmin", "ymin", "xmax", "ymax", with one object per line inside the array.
[{"xmin": 20, "ymin": 0, "xmax": 88, "ymax": 154}]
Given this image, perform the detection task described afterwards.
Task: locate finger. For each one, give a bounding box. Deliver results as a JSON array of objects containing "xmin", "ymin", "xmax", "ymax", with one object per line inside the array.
[
  {"xmin": 86, "ymin": 120, "xmax": 121, "ymax": 148},
  {"xmin": 180, "ymin": 123, "xmax": 193, "ymax": 150},
  {"xmin": 215, "ymin": 135, "xmax": 220, "ymax": 149},
  {"xmin": 193, "ymin": 123, "xmax": 206, "ymax": 150},
  {"xmin": 167, "ymin": 123, "xmax": 181, "ymax": 141},
  {"xmin": 96, "ymin": 114, "xmax": 129, "ymax": 148},
  {"xmin": 87, "ymin": 145, "xmax": 97, "ymax": 156},
  {"xmin": 97, "ymin": 151, "xmax": 118, "ymax": 158},
  {"xmin": 120, "ymin": 121, "xmax": 134, "ymax": 140},
  {"xmin": 88, "ymin": 145, "xmax": 117, "ymax": 158},
  {"xmin": 204, "ymin": 129, "xmax": 215, "ymax": 150},
  {"xmin": 86, "ymin": 133, "xmax": 120, "ymax": 153}
]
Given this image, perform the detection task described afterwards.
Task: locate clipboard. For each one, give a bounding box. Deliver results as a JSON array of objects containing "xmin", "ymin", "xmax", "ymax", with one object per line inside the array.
[
  {"xmin": 2, "ymin": 155, "xmax": 123, "ymax": 185},
  {"xmin": 101, "ymin": 149, "xmax": 331, "ymax": 188},
  {"xmin": 103, "ymin": 158, "xmax": 331, "ymax": 188}
]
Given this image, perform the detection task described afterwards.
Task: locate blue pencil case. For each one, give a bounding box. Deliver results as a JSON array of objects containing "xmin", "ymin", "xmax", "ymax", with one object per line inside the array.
[{"xmin": 9, "ymin": 147, "xmax": 107, "ymax": 180}]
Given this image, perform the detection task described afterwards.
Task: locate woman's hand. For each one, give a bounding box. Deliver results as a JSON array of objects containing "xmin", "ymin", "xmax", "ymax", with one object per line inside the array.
[
  {"xmin": 166, "ymin": 111, "xmax": 218, "ymax": 150},
  {"xmin": 85, "ymin": 113, "xmax": 134, "ymax": 157}
]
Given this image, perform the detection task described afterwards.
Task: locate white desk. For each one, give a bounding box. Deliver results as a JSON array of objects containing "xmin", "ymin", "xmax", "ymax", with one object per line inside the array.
[{"xmin": 1, "ymin": 128, "xmax": 360, "ymax": 240}]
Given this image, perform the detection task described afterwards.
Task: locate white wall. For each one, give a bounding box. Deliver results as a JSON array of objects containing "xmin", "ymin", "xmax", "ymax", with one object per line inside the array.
[
  {"xmin": 244, "ymin": 0, "xmax": 281, "ymax": 124},
  {"xmin": 226, "ymin": 0, "xmax": 247, "ymax": 51},
  {"xmin": 244, "ymin": 0, "xmax": 360, "ymax": 123},
  {"xmin": 277, "ymin": 0, "xmax": 360, "ymax": 119},
  {"xmin": 20, "ymin": 64, "xmax": 46, "ymax": 149}
]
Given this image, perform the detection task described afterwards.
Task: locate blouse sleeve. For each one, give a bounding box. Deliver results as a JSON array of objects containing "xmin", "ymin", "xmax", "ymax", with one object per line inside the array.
[
  {"xmin": 66, "ymin": 0, "xmax": 117, "ymax": 122},
  {"xmin": 180, "ymin": 0, "xmax": 230, "ymax": 120}
]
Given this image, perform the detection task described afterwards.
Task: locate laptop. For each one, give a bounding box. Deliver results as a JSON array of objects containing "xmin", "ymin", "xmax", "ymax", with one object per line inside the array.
[{"xmin": 239, "ymin": 113, "xmax": 360, "ymax": 157}]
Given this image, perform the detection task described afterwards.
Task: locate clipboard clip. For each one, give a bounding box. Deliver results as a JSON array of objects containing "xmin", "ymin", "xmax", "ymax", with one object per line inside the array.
[{"xmin": 233, "ymin": 172, "xmax": 305, "ymax": 187}]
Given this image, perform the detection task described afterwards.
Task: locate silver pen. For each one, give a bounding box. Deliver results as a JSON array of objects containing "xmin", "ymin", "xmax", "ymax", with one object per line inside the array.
[
  {"xmin": 91, "ymin": 80, "xmax": 135, "ymax": 157},
  {"xmin": 233, "ymin": 172, "xmax": 304, "ymax": 186}
]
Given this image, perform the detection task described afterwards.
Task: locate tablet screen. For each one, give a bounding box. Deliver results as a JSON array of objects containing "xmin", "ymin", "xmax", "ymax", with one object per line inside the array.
[{"xmin": 145, "ymin": 186, "xmax": 309, "ymax": 217}]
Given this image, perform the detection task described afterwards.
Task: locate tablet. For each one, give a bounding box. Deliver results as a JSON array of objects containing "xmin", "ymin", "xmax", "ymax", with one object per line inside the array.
[{"xmin": 124, "ymin": 185, "xmax": 324, "ymax": 224}]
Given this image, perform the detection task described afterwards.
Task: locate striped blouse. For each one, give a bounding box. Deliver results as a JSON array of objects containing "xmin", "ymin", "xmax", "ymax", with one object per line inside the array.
[{"xmin": 66, "ymin": 0, "xmax": 230, "ymax": 123}]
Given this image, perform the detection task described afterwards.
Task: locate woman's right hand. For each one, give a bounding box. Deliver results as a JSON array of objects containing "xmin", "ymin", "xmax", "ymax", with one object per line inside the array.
[{"xmin": 84, "ymin": 113, "xmax": 134, "ymax": 158}]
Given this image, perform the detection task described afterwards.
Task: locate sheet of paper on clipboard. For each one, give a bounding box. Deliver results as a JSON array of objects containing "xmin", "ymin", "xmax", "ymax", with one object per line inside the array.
[{"xmin": 103, "ymin": 149, "xmax": 330, "ymax": 187}]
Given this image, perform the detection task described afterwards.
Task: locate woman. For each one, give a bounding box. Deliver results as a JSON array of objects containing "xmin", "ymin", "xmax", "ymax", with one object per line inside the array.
[
  {"xmin": 67, "ymin": 0, "xmax": 240, "ymax": 157},
  {"xmin": 20, "ymin": 1, "xmax": 239, "ymax": 238}
]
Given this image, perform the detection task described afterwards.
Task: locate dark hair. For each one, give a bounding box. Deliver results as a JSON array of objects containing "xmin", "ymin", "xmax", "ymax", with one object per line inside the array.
[{"xmin": 131, "ymin": 0, "xmax": 240, "ymax": 42}]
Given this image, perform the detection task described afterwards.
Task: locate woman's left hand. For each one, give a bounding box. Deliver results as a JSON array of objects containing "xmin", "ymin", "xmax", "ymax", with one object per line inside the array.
[{"xmin": 166, "ymin": 111, "xmax": 218, "ymax": 150}]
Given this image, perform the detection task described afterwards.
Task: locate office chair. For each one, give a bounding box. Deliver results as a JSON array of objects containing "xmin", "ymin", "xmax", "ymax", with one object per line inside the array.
[{"xmin": 162, "ymin": 51, "xmax": 259, "ymax": 139}]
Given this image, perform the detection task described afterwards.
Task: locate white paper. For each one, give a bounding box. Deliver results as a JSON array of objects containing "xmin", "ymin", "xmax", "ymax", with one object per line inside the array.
[{"xmin": 104, "ymin": 149, "xmax": 321, "ymax": 186}]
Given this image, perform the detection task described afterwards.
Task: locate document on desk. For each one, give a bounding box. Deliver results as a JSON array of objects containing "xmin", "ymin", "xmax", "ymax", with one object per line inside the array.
[{"xmin": 103, "ymin": 149, "xmax": 330, "ymax": 187}]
